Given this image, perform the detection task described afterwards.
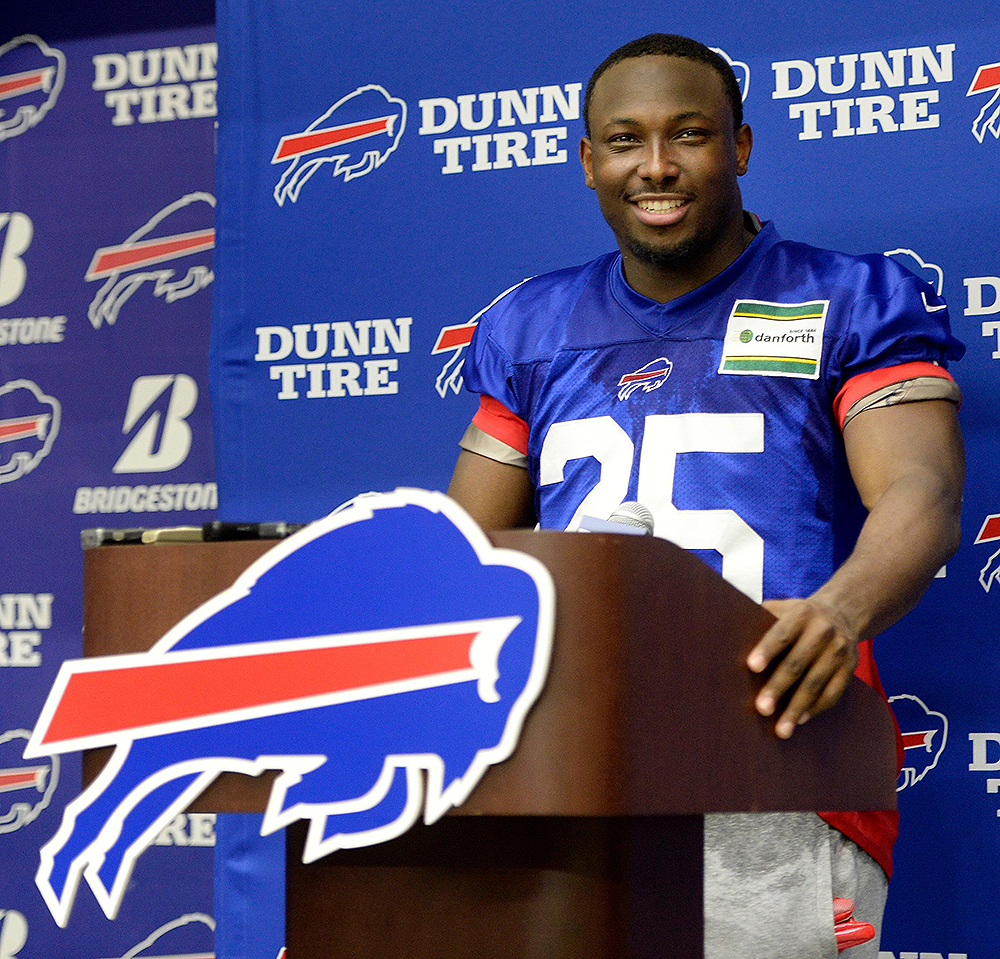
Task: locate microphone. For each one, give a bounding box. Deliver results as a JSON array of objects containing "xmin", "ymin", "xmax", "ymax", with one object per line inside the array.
[{"xmin": 578, "ymin": 501, "xmax": 655, "ymax": 536}]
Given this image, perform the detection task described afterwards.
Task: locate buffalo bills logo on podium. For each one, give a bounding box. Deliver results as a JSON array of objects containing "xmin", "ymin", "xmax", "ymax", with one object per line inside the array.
[
  {"xmin": 889, "ymin": 693, "xmax": 948, "ymax": 791},
  {"xmin": 0, "ymin": 35, "xmax": 65, "ymax": 143},
  {"xmin": 0, "ymin": 379, "xmax": 60, "ymax": 484},
  {"xmin": 26, "ymin": 488, "xmax": 554, "ymax": 925},
  {"xmin": 85, "ymin": 192, "xmax": 215, "ymax": 329},
  {"xmin": 272, "ymin": 84, "xmax": 406, "ymax": 206}
]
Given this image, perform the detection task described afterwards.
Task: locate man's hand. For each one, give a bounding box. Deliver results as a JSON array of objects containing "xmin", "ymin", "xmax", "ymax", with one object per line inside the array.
[{"xmin": 747, "ymin": 597, "xmax": 861, "ymax": 739}]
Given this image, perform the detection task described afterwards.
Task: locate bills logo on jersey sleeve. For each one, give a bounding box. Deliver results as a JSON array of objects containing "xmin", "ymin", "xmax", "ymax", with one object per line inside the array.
[
  {"xmin": 0, "ymin": 729, "xmax": 59, "ymax": 834},
  {"xmin": 967, "ymin": 61, "xmax": 1000, "ymax": 143},
  {"xmin": 0, "ymin": 379, "xmax": 60, "ymax": 484},
  {"xmin": 617, "ymin": 357, "xmax": 672, "ymax": 401},
  {"xmin": 26, "ymin": 488, "xmax": 554, "ymax": 926},
  {"xmin": 974, "ymin": 513, "xmax": 1000, "ymax": 593},
  {"xmin": 889, "ymin": 694, "xmax": 947, "ymax": 791},
  {"xmin": 272, "ymin": 85, "xmax": 406, "ymax": 206},
  {"xmin": 85, "ymin": 193, "xmax": 215, "ymax": 329},
  {"xmin": 0, "ymin": 35, "xmax": 65, "ymax": 143}
]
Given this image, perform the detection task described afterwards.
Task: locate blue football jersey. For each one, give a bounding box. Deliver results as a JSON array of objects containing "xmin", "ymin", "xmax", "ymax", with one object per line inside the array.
[{"xmin": 463, "ymin": 221, "xmax": 963, "ymax": 604}]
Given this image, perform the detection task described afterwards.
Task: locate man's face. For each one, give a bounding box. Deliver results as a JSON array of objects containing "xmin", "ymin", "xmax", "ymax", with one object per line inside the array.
[{"xmin": 581, "ymin": 55, "xmax": 751, "ymax": 272}]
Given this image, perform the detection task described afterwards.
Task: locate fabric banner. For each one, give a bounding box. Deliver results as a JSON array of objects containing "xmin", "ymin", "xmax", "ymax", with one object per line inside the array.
[
  {"xmin": 1, "ymin": 21, "xmax": 218, "ymax": 959},
  {"xmin": 212, "ymin": 3, "xmax": 999, "ymax": 958}
]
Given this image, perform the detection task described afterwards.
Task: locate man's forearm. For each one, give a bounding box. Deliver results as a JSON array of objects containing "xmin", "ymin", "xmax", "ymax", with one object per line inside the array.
[{"xmin": 812, "ymin": 468, "xmax": 963, "ymax": 641}]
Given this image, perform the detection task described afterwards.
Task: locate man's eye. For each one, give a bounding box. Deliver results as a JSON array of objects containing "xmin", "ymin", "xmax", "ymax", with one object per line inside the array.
[
  {"xmin": 608, "ymin": 133, "xmax": 638, "ymax": 143},
  {"xmin": 677, "ymin": 129, "xmax": 708, "ymax": 140}
]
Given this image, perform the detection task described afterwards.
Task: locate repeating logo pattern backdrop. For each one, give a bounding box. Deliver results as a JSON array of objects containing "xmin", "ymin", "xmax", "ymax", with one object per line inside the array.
[
  {"xmin": 1, "ymin": 21, "xmax": 218, "ymax": 959},
  {"xmin": 212, "ymin": 2, "xmax": 998, "ymax": 958}
]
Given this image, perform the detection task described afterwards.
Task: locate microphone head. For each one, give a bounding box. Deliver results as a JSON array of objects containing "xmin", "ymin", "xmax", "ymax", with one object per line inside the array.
[{"xmin": 607, "ymin": 501, "xmax": 655, "ymax": 536}]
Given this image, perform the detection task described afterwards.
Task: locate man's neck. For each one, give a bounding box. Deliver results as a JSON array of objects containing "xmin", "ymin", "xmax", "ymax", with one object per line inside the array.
[{"xmin": 620, "ymin": 217, "xmax": 755, "ymax": 304}]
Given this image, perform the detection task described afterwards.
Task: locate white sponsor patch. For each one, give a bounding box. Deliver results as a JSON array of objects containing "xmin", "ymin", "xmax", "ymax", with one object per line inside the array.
[{"xmin": 719, "ymin": 299, "xmax": 828, "ymax": 379}]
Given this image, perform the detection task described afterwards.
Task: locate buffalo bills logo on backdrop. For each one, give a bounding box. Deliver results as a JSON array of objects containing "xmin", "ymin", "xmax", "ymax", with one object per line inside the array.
[
  {"xmin": 432, "ymin": 321, "xmax": 478, "ymax": 397},
  {"xmin": 432, "ymin": 279, "xmax": 531, "ymax": 398},
  {"xmin": 889, "ymin": 694, "xmax": 948, "ymax": 791},
  {"xmin": 967, "ymin": 61, "xmax": 1000, "ymax": 142},
  {"xmin": 85, "ymin": 193, "xmax": 215, "ymax": 329},
  {"xmin": 272, "ymin": 85, "xmax": 406, "ymax": 206},
  {"xmin": 0, "ymin": 730, "xmax": 59, "ymax": 834},
  {"xmin": 711, "ymin": 47, "xmax": 750, "ymax": 102},
  {"xmin": 617, "ymin": 357, "xmax": 672, "ymax": 401},
  {"xmin": 974, "ymin": 513, "xmax": 1000, "ymax": 592},
  {"xmin": 0, "ymin": 35, "xmax": 65, "ymax": 143},
  {"xmin": 106, "ymin": 912, "xmax": 214, "ymax": 959},
  {"xmin": 883, "ymin": 248, "xmax": 947, "ymax": 312},
  {"xmin": 26, "ymin": 488, "xmax": 554, "ymax": 925},
  {"xmin": 0, "ymin": 379, "xmax": 60, "ymax": 484}
]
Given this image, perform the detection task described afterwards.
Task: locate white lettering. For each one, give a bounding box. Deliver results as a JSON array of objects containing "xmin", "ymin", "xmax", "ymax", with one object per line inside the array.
[
  {"xmin": 72, "ymin": 483, "xmax": 217, "ymax": 513},
  {"xmin": 969, "ymin": 732, "xmax": 1000, "ymax": 770},
  {"xmin": 418, "ymin": 97, "xmax": 459, "ymax": 135},
  {"xmin": 0, "ymin": 316, "xmax": 67, "ymax": 346},
  {"xmin": 773, "ymin": 60, "xmax": 816, "ymax": 99},
  {"xmin": 92, "ymin": 52, "xmax": 129, "ymax": 90},
  {"xmin": 255, "ymin": 326, "xmax": 293, "ymax": 361},
  {"xmin": 154, "ymin": 812, "xmax": 216, "ymax": 846},
  {"xmin": 0, "ymin": 631, "xmax": 42, "ymax": 667},
  {"xmin": 0, "ymin": 594, "xmax": 53, "ymax": 630},
  {"xmin": 964, "ymin": 276, "xmax": 1000, "ymax": 315}
]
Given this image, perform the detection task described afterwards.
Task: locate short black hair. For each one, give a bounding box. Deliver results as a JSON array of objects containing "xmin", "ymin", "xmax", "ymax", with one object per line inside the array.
[{"xmin": 583, "ymin": 34, "xmax": 743, "ymax": 137}]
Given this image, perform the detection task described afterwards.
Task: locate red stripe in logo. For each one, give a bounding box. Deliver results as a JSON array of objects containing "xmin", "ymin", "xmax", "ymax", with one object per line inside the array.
[
  {"xmin": 272, "ymin": 116, "xmax": 395, "ymax": 163},
  {"xmin": 0, "ymin": 767, "xmax": 46, "ymax": 792},
  {"xmin": 86, "ymin": 229, "xmax": 216, "ymax": 280},
  {"xmin": 40, "ymin": 629, "xmax": 483, "ymax": 748},
  {"xmin": 433, "ymin": 324, "xmax": 477, "ymax": 353},
  {"xmin": 0, "ymin": 67, "xmax": 53, "ymax": 101},
  {"xmin": 901, "ymin": 730, "xmax": 935, "ymax": 751},
  {"xmin": 969, "ymin": 63, "xmax": 1000, "ymax": 95},
  {"xmin": 0, "ymin": 414, "xmax": 47, "ymax": 443},
  {"xmin": 976, "ymin": 514, "xmax": 1000, "ymax": 544}
]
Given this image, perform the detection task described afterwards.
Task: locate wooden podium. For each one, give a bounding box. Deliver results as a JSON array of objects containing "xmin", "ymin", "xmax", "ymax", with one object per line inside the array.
[{"xmin": 83, "ymin": 530, "xmax": 897, "ymax": 959}]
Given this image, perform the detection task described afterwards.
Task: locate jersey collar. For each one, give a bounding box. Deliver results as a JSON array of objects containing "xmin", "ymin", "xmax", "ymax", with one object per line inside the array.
[{"xmin": 609, "ymin": 216, "xmax": 780, "ymax": 338}]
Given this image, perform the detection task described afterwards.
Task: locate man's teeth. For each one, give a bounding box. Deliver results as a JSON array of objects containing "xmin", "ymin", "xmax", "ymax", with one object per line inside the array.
[{"xmin": 636, "ymin": 198, "xmax": 686, "ymax": 212}]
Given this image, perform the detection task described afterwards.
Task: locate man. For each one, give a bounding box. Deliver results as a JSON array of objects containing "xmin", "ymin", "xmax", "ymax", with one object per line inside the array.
[{"xmin": 448, "ymin": 34, "xmax": 964, "ymax": 958}]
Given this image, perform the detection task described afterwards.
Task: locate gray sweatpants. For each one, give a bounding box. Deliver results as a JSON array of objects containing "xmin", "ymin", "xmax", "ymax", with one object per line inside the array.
[{"xmin": 704, "ymin": 813, "xmax": 889, "ymax": 959}]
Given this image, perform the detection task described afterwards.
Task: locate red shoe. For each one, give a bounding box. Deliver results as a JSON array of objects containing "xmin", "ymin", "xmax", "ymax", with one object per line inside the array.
[
  {"xmin": 833, "ymin": 898, "xmax": 854, "ymax": 923},
  {"xmin": 835, "ymin": 920, "xmax": 876, "ymax": 952}
]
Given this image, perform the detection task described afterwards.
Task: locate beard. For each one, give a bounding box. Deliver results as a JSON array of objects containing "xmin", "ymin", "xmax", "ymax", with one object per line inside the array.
[{"xmin": 624, "ymin": 233, "xmax": 704, "ymax": 269}]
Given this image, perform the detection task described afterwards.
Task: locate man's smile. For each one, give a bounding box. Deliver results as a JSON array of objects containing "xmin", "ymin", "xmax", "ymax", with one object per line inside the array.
[{"xmin": 628, "ymin": 194, "xmax": 692, "ymax": 225}]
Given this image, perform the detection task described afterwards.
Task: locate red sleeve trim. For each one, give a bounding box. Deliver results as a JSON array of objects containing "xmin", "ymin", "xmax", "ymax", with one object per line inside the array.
[
  {"xmin": 471, "ymin": 395, "xmax": 529, "ymax": 456},
  {"xmin": 833, "ymin": 362, "xmax": 955, "ymax": 430}
]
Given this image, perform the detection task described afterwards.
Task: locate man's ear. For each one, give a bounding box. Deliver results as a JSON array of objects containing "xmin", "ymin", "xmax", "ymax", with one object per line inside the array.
[
  {"xmin": 736, "ymin": 123, "xmax": 753, "ymax": 176},
  {"xmin": 580, "ymin": 137, "xmax": 595, "ymax": 189}
]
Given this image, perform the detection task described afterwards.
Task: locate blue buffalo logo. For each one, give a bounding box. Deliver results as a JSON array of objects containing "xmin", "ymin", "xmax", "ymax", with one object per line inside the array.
[
  {"xmin": 0, "ymin": 35, "xmax": 65, "ymax": 143},
  {"xmin": 889, "ymin": 693, "xmax": 948, "ymax": 791},
  {"xmin": 272, "ymin": 84, "xmax": 406, "ymax": 206},
  {"xmin": 27, "ymin": 488, "xmax": 553, "ymax": 925}
]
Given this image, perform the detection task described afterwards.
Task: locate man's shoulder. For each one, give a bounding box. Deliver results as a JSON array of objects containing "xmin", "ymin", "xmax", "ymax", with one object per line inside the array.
[
  {"xmin": 473, "ymin": 251, "xmax": 620, "ymax": 360},
  {"xmin": 485, "ymin": 251, "xmax": 619, "ymax": 314},
  {"xmin": 764, "ymin": 230, "xmax": 930, "ymax": 304}
]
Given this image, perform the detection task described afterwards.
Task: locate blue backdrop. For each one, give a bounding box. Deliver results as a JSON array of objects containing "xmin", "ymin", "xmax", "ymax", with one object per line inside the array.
[{"xmin": 2, "ymin": 0, "xmax": 998, "ymax": 956}]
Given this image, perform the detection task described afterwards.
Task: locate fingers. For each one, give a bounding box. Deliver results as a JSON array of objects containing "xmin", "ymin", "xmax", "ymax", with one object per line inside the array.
[{"xmin": 747, "ymin": 598, "xmax": 859, "ymax": 738}]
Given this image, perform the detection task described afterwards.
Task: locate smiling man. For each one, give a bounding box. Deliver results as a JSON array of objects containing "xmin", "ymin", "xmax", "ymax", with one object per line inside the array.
[{"xmin": 448, "ymin": 33, "xmax": 964, "ymax": 958}]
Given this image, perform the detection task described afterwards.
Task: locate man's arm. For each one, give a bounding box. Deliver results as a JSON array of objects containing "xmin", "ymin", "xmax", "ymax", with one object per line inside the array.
[
  {"xmin": 747, "ymin": 399, "xmax": 964, "ymax": 738},
  {"xmin": 448, "ymin": 448, "xmax": 536, "ymax": 531}
]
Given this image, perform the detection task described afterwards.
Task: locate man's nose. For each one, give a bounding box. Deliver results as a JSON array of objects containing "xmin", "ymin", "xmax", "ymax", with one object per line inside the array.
[{"xmin": 638, "ymin": 140, "xmax": 680, "ymax": 181}]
